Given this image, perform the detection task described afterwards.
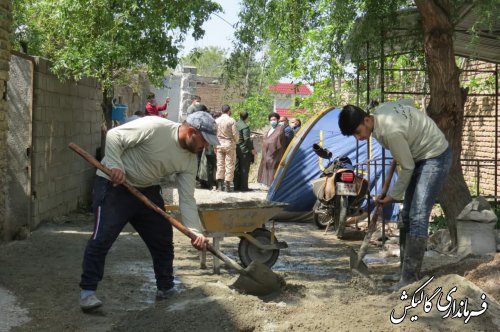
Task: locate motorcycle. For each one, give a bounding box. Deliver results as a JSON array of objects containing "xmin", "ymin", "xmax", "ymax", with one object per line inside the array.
[{"xmin": 311, "ymin": 144, "xmax": 368, "ymax": 238}]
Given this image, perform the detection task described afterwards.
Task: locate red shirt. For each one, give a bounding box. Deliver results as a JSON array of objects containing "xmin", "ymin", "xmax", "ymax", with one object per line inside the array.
[{"xmin": 145, "ymin": 102, "xmax": 167, "ymax": 117}]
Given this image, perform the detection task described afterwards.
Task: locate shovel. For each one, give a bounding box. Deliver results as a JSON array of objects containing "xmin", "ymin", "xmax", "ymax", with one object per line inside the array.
[
  {"xmin": 350, "ymin": 160, "xmax": 397, "ymax": 276},
  {"xmin": 69, "ymin": 143, "xmax": 283, "ymax": 296}
]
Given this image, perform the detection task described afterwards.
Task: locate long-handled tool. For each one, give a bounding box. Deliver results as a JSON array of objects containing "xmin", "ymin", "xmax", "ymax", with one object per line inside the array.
[
  {"xmin": 69, "ymin": 143, "xmax": 283, "ymax": 296},
  {"xmin": 350, "ymin": 160, "xmax": 397, "ymax": 275}
]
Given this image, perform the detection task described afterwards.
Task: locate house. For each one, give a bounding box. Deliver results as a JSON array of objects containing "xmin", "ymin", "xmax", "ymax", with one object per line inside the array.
[{"xmin": 268, "ymin": 83, "xmax": 313, "ymax": 117}]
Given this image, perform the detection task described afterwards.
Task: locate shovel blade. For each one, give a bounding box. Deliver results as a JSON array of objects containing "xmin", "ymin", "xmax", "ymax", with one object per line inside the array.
[
  {"xmin": 349, "ymin": 247, "xmax": 369, "ymax": 275},
  {"xmin": 232, "ymin": 261, "xmax": 284, "ymax": 296}
]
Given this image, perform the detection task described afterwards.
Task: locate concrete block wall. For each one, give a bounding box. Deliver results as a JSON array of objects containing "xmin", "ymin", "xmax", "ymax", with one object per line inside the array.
[
  {"xmin": 460, "ymin": 60, "xmax": 499, "ymax": 198},
  {"xmin": 31, "ymin": 57, "xmax": 102, "ymax": 226},
  {"xmin": 152, "ymin": 74, "xmax": 182, "ymax": 122},
  {"xmin": 0, "ymin": 0, "xmax": 11, "ymax": 239}
]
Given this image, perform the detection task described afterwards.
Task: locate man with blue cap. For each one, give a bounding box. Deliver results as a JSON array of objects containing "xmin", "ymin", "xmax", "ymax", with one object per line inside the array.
[{"xmin": 79, "ymin": 111, "xmax": 219, "ymax": 311}]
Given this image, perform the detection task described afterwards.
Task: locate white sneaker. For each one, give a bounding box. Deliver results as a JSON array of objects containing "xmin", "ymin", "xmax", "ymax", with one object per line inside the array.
[{"xmin": 80, "ymin": 294, "xmax": 102, "ymax": 311}]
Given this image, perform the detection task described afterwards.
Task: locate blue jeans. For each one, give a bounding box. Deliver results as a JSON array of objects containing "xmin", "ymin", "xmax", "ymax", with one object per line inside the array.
[
  {"xmin": 401, "ymin": 147, "xmax": 452, "ymax": 238},
  {"xmin": 80, "ymin": 176, "xmax": 174, "ymax": 291}
]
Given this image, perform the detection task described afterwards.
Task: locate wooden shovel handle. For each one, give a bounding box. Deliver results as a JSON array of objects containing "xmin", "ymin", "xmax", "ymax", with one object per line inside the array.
[
  {"xmin": 379, "ymin": 160, "xmax": 398, "ymax": 200},
  {"xmin": 68, "ymin": 143, "xmax": 246, "ymax": 273},
  {"xmin": 355, "ymin": 159, "xmax": 399, "ymax": 266},
  {"xmin": 368, "ymin": 159, "xmax": 398, "ymax": 230}
]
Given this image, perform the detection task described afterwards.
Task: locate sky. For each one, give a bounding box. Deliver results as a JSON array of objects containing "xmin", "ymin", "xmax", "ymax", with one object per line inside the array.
[{"xmin": 181, "ymin": 0, "xmax": 240, "ymax": 56}]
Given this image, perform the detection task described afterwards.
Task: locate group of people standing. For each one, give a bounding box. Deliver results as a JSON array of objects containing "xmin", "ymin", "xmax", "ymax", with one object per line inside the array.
[
  {"xmin": 138, "ymin": 92, "xmax": 303, "ymax": 191},
  {"xmin": 140, "ymin": 93, "xmax": 259, "ymax": 192},
  {"xmin": 202, "ymin": 107, "xmax": 303, "ymax": 191},
  {"xmin": 183, "ymin": 97, "xmax": 255, "ymax": 192}
]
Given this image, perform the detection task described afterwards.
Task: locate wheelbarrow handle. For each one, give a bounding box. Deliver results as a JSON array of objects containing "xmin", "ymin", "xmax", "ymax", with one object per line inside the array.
[{"xmin": 68, "ymin": 143, "xmax": 247, "ymax": 274}]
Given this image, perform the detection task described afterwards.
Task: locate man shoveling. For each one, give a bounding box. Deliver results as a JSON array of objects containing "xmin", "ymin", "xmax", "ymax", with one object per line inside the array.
[
  {"xmin": 338, "ymin": 100, "xmax": 452, "ymax": 290},
  {"xmin": 79, "ymin": 112, "xmax": 218, "ymax": 311}
]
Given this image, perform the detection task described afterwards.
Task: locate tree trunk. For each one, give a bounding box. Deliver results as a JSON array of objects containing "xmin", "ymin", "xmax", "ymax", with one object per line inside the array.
[{"xmin": 415, "ymin": 0, "xmax": 471, "ymax": 248}]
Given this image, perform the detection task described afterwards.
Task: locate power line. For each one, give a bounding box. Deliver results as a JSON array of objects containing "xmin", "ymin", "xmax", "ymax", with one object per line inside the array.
[{"xmin": 213, "ymin": 12, "xmax": 235, "ymax": 29}]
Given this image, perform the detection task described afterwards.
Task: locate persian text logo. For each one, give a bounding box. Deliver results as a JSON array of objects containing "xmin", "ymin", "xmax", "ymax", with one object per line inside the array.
[{"xmin": 390, "ymin": 276, "xmax": 489, "ymax": 324}]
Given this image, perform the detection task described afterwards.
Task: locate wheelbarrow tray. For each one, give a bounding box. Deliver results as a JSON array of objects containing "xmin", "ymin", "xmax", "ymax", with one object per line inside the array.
[{"xmin": 197, "ymin": 200, "xmax": 288, "ymax": 233}]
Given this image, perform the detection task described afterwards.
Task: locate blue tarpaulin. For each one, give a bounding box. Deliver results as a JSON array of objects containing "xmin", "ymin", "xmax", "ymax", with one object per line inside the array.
[{"xmin": 266, "ymin": 107, "xmax": 400, "ymax": 221}]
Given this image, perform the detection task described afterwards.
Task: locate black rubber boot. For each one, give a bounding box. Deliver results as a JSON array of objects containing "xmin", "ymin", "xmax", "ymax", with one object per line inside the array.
[
  {"xmin": 225, "ymin": 181, "xmax": 232, "ymax": 192},
  {"xmin": 391, "ymin": 235, "xmax": 427, "ymax": 291}
]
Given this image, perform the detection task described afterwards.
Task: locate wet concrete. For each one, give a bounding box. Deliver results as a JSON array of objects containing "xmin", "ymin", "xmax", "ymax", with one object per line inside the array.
[{"xmin": 0, "ymin": 286, "xmax": 30, "ymax": 331}]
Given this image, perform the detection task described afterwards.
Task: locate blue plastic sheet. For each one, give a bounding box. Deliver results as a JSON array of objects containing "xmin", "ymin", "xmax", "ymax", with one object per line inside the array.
[{"xmin": 267, "ymin": 107, "xmax": 399, "ymax": 221}]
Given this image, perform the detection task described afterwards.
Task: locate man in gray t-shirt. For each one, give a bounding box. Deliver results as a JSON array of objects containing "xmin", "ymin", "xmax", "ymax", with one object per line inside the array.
[
  {"xmin": 79, "ymin": 112, "xmax": 219, "ymax": 311},
  {"xmin": 339, "ymin": 101, "xmax": 452, "ymax": 290}
]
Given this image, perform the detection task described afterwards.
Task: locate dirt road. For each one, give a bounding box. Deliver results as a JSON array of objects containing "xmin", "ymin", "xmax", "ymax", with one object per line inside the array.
[{"xmin": 0, "ymin": 187, "xmax": 499, "ymax": 331}]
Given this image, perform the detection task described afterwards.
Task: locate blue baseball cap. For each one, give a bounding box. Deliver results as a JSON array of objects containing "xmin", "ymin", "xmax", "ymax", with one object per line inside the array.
[{"xmin": 186, "ymin": 111, "xmax": 220, "ymax": 146}]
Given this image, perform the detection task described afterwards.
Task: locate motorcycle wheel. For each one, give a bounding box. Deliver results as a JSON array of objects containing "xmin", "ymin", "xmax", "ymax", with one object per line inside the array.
[
  {"xmin": 334, "ymin": 196, "xmax": 348, "ymax": 238},
  {"xmin": 313, "ymin": 200, "xmax": 333, "ymax": 229},
  {"xmin": 238, "ymin": 228, "xmax": 280, "ymax": 268}
]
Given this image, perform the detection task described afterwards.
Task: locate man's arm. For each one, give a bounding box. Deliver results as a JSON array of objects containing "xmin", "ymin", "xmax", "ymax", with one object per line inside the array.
[
  {"xmin": 385, "ymin": 132, "xmax": 415, "ymax": 201},
  {"xmin": 176, "ymin": 172, "xmax": 208, "ymax": 250},
  {"xmin": 176, "ymin": 172, "xmax": 204, "ymax": 234},
  {"xmin": 157, "ymin": 97, "xmax": 170, "ymax": 112},
  {"xmin": 241, "ymin": 125, "xmax": 253, "ymax": 151},
  {"xmin": 232, "ymin": 120, "xmax": 240, "ymax": 143}
]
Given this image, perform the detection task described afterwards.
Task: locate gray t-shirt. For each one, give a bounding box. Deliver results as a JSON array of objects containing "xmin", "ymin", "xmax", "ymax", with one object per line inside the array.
[
  {"xmin": 372, "ymin": 101, "xmax": 448, "ymax": 200},
  {"xmin": 97, "ymin": 116, "xmax": 202, "ymax": 233}
]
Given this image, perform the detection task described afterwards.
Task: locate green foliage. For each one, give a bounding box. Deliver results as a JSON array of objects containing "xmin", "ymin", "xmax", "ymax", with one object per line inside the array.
[
  {"xmin": 297, "ymin": 79, "xmax": 344, "ymax": 115},
  {"xmin": 13, "ymin": 0, "xmax": 221, "ymax": 128},
  {"xmin": 230, "ymin": 93, "xmax": 273, "ymax": 129},
  {"xmin": 463, "ymin": 74, "xmax": 496, "ymax": 94},
  {"xmin": 229, "ymin": 0, "xmax": 498, "ymax": 110},
  {"xmin": 467, "ymin": 0, "xmax": 500, "ymax": 53},
  {"xmin": 182, "ymin": 46, "xmax": 228, "ymax": 78},
  {"xmin": 429, "ymin": 213, "xmax": 448, "ymax": 235},
  {"xmin": 13, "ymin": 0, "xmax": 221, "ymax": 88}
]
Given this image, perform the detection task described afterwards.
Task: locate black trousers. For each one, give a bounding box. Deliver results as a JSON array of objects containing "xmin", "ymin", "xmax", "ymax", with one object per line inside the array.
[
  {"xmin": 80, "ymin": 176, "xmax": 174, "ymax": 291},
  {"xmin": 234, "ymin": 154, "xmax": 252, "ymax": 191},
  {"xmin": 206, "ymin": 154, "xmax": 216, "ymax": 188}
]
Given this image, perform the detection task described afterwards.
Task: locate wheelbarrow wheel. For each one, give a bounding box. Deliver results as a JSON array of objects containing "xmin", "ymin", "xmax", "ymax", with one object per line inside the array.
[{"xmin": 238, "ymin": 228, "xmax": 280, "ymax": 268}]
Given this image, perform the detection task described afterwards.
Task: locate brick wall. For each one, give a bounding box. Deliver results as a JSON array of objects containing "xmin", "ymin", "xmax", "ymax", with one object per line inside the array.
[
  {"xmin": 460, "ymin": 60, "xmax": 499, "ymax": 198},
  {"xmin": 31, "ymin": 57, "xmax": 102, "ymax": 226},
  {"xmin": 0, "ymin": 0, "xmax": 11, "ymax": 240},
  {"xmin": 195, "ymin": 77, "xmax": 243, "ymax": 113}
]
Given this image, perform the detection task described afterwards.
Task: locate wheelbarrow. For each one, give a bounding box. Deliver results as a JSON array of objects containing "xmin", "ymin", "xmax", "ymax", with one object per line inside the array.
[{"xmin": 167, "ymin": 200, "xmax": 288, "ymax": 273}]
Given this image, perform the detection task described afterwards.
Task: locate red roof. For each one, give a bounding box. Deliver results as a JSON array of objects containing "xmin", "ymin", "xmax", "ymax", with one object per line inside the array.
[
  {"xmin": 269, "ymin": 83, "xmax": 312, "ymax": 95},
  {"xmin": 276, "ymin": 108, "xmax": 307, "ymax": 117}
]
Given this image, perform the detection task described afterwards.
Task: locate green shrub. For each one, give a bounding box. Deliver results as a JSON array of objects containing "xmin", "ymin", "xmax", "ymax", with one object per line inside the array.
[{"xmin": 429, "ymin": 213, "xmax": 447, "ymax": 235}]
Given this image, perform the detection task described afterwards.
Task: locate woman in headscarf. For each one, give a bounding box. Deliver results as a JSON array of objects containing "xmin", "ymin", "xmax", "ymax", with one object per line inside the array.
[{"xmin": 257, "ymin": 112, "xmax": 286, "ymax": 186}]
